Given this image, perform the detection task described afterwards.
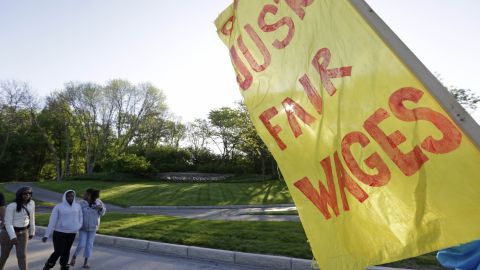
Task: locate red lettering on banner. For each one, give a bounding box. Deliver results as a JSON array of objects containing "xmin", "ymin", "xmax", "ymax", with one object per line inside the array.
[
  {"xmin": 341, "ymin": 131, "xmax": 391, "ymax": 187},
  {"xmin": 294, "ymin": 156, "xmax": 339, "ymax": 220},
  {"xmin": 312, "ymin": 48, "xmax": 352, "ymax": 96},
  {"xmin": 289, "ymin": 88, "xmax": 462, "ymax": 220},
  {"xmin": 389, "ymin": 87, "xmax": 462, "ymax": 154},
  {"xmin": 221, "ymin": 16, "xmax": 235, "ymax": 36},
  {"xmin": 299, "ymin": 74, "xmax": 323, "ymax": 115},
  {"xmin": 363, "ymin": 108, "xmax": 429, "ymax": 176},
  {"xmin": 284, "ymin": 0, "xmax": 315, "ymax": 20},
  {"xmin": 282, "ymin": 97, "xmax": 316, "ymax": 138},
  {"xmin": 229, "ymin": 46, "xmax": 253, "ymax": 90},
  {"xmin": 259, "ymin": 106, "xmax": 287, "ymax": 150},
  {"xmin": 333, "ymin": 152, "xmax": 369, "ymax": 211},
  {"xmin": 258, "ymin": 48, "xmax": 351, "ymax": 147},
  {"xmin": 222, "ymin": 1, "xmax": 317, "ymax": 91},
  {"xmin": 237, "ymin": 24, "xmax": 271, "ymax": 72},
  {"xmin": 258, "ymin": 5, "xmax": 295, "ymax": 49}
]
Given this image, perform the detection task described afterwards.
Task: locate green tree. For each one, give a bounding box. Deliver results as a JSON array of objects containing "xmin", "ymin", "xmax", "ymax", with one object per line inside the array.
[
  {"xmin": 186, "ymin": 119, "xmax": 211, "ymax": 151},
  {"xmin": 60, "ymin": 80, "xmax": 169, "ymax": 174},
  {"xmin": 0, "ymin": 80, "xmax": 47, "ymax": 181},
  {"xmin": 134, "ymin": 113, "xmax": 169, "ymax": 150},
  {"xmin": 105, "ymin": 80, "xmax": 168, "ymax": 155},
  {"xmin": 62, "ymin": 82, "xmax": 107, "ymax": 174},
  {"xmin": 163, "ymin": 118, "xmax": 186, "ymax": 149},
  {"xmin": 35, "ymin": 93, "xmax": 78, "ymax": 181},
  {"xmin": 208, "ymin": 107, "xmax": 242, "ymax": 161},
  {"xmin": 0, "ymin": 80, "xmax": 37, "ymax": 164},
  {"xmin": 448, "ymin": 88, "xmax": 480, "ymax": 112},
  {"xmin": 185, "ymin": 119, "xmax": 214, "ymax": 167},
  {"xmin": 235, "ymin": 102, "xmax": 275, "ymax": 175}
]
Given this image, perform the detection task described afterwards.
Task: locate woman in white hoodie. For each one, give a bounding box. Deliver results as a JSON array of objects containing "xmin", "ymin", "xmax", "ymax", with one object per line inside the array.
[{"xmin": 42, "ymin": 190, "xmax": 82, "ymax": 270}]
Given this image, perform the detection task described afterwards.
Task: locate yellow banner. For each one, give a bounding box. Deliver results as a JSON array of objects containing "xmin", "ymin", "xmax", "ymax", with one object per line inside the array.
[{"xmin": 216, "ymin": 1, "xmax": 480, "ymax": 269}]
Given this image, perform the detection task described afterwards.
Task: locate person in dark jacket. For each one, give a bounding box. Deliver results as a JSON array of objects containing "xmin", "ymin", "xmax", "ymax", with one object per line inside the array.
[
  {"xmin": 70, "ymin": 189, "xmax": 105, "ymax": 269},
  {"xmin": 0, "ymin": 192, "xmax": 5, "ymax": 228}
]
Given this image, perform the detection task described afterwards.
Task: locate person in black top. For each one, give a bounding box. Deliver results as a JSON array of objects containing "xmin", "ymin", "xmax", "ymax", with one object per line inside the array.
[
  {"xmin": 0, "ymin": 193, "xmax": 6, "ymax": 266},
  {"xmin": 0, "ymin": 187, "xmax": 35, "ymax": 270},
  {"xmin": 0, "ymin": 193, "xmax": 5, "ymax": 268},
  {"xmin": 0, "ymin": 193, "xmax": 4, "ymax": 225}
]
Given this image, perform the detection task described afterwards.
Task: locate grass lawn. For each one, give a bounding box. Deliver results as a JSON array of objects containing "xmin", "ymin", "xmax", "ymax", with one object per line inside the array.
[
  {"xmin": 37, "ymin": 180, "xmax": 293, "ymax": 207},
  {"xmin": 0, "ymin": 183, "xmax": 15, "ymax": 202},
  {"xmin": 35, "ymin": 213, "xmax": 447, "ymax": 269},
  {"xmin": 36, "ymin": 212, "xmax": 311, "ymax": 259}
]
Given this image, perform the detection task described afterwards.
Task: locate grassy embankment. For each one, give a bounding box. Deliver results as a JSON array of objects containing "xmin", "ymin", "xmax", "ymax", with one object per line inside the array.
[
  {"xmin": 36, "ymin": 212, "xmax": 311, "ymax": 259},
  {"xmin": 37, "ymin": 179, "xmax": 292, "ymax": 207}
]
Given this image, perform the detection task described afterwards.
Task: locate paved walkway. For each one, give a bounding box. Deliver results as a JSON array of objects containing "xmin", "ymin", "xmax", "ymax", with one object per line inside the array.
[
  {"xmin": 2, "ymin": 236, "xmax": 405, "ymax": 270},
  {"xmin": 2, "ymin": 237, "xmax": 271, "ymax": 270},
  {"xmin": 5, "ymin": 182, "xmax": 299, "ymax": 221}
]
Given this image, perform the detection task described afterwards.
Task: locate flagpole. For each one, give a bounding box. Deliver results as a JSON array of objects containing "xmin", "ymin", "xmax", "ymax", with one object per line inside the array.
[{"xmin": 348, "ymin": 0, "xmax": 480, "ymax": 150}]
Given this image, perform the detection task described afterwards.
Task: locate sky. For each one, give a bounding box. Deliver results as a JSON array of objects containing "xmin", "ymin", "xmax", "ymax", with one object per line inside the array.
[{"xmin": 0, "ymin": 0, "xmax": 479, "ymax": 122}]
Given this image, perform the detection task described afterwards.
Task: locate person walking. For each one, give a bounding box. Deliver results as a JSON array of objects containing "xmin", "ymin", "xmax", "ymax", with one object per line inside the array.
[
  {"xmin": 42, "ymin": 190, "xmax": 82, "ymax": 270},
  {"xmin": 0, "ymin": 192, "xmax": 5, "ymax": 228},
  {"xmin": 0, "ymin": 186, "xmax": 35, "ymax": 270},
  {"xmin": 0, "ymin": 191, "xmax": 5, "ymax": 269},
  {"xmin": 70, "ymin": 188, "xmax": 106, "ymax": 269}
]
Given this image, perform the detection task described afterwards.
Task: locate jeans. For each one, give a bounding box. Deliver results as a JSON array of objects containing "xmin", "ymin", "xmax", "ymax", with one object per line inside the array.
[{"xmin": 73, "ymin": 230, "xmax": 96, "ymax": 258}]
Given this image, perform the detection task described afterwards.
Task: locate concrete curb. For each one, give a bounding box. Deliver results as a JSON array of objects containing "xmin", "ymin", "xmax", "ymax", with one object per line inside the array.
[
  {"xmin": 128, "ymin": 204, "xmax": 296, "ymax": 210},
  {"xmin": 35, "ymin": 227, "xmax": 409, "ymax": 270}
]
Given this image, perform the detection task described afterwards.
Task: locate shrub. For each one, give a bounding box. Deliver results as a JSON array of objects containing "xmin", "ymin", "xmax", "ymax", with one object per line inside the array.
[
  {"xmin": 145, "ymin": 146, "xmax": 193, "ymax": 172},
  {"xmin": 39, "ymin": 163, "xmax": 56, "ymax": 181},
  {"xmin": 104, "ymin": 153, "xmax": 150, "ymax": 173}
]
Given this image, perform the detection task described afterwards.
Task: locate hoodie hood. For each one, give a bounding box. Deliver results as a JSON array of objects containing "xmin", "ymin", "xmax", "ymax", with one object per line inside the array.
[
  {"xmin": 62, "ymin": 190, "xmax": 76, "ymax": 205},
  {"xmin": 44, "ymin": 189, "xmax": 83, "ymax": 237}
]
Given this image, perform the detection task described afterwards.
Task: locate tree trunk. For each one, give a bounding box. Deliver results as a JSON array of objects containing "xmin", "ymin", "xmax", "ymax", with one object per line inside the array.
[
  {"xmin": 55, "ymin": 159, "xmax": 62, "ymax": 182},
  {"xmin": 63, "ymin": 122, "xmax": 70, "ymax": 177},
  {"xmin": 85, "ymin": 152, "xmax": 89, "ymax": 174},
  {"xmin": 0, "ymin": 134, "xmax": 10, "ymax": 163},
  {"xmin": 86, "ymin": 154, "xmax": 95, "ymax": 175},
  {"xmin": 271, "ymin": 158, "xmax": 283, "ymax": 180},
  {"xmin": 64, "ymin": 150, "xmax": 70, "ymax": 178},
  {"xmin": 31, "ymin": 112, "xmax": 63, "ymax": 181},
  {"xmin": 85, "ymin": 141, "xmax": 95, "ymax": 175},
  {"xmin": 86, "ymin": 152, "xmax": 96, "ymax": 175},
  {"xmin": 72, "ymin": 156, "xmax": 78, "ymax": 176},
  {"xmin": 260, "ymin": 156, "xmax": 266, "ymax": 175}
]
